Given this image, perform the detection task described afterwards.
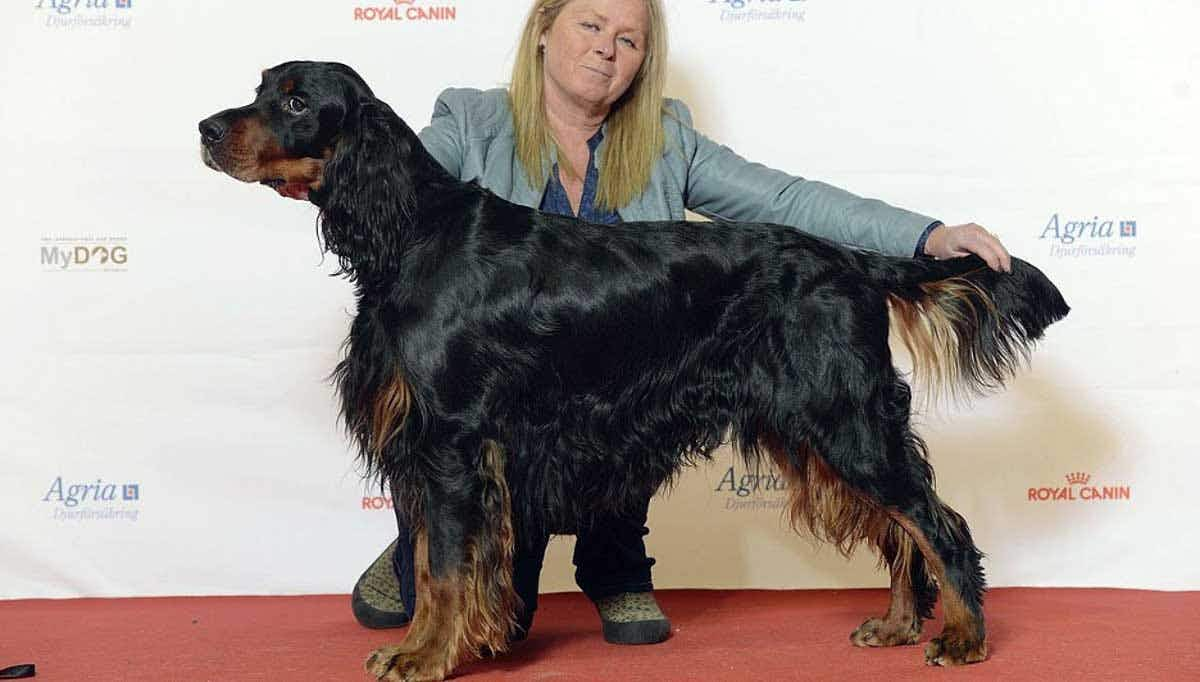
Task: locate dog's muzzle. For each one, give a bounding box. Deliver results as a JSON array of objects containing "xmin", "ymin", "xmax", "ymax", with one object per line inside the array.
[{"xmin": 200, "ymin": 145, "xmax": 222, "ymax": 172}]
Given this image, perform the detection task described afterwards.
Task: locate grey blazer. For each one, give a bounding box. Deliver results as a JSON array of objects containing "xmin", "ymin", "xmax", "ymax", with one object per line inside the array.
[{"xmin": 416, "ymin": 88, "xmax": 937, "ymax": 258}]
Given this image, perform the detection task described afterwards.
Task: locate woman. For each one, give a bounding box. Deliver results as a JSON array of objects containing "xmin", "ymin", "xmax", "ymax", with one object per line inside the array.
[{"xmin": 351, "ymin": 0, "xmax": 1012, "ymax": 645}]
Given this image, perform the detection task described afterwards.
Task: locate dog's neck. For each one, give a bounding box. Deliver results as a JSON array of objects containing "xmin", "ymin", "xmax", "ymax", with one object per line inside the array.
[{"xmin": 313, "ymin": 104, "xmax": 461, "ymax": 291}]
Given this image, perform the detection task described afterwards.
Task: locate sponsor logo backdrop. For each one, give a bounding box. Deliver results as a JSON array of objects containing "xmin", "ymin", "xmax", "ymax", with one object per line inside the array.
[{"xmin": 2, "ymin": 0, "xmax": 1197, "ymax": 598}]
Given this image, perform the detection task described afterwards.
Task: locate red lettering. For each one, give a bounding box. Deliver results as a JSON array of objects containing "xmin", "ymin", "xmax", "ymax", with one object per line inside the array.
[{"xmin": 406, "ymin": 6, "xmax": 457, "ymax": 21}]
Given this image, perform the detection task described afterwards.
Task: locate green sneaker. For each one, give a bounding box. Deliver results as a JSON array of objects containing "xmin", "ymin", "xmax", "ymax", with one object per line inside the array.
[
  {"xmin": 350, "ymin": 540, "xmax": 411, "ymax": 629},
  {"xmin": 593, "ymin": 591, "xmax": 671, "ymax": 645}
]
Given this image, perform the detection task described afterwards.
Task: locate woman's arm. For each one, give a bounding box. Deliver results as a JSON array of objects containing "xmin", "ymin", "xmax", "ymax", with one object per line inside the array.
[
  {"xmin": 671, "ymin": 99, "xmax": 931, "ymax": 257},
  {"xmin": 670, "ymin": 100, "xmax": 1009, "ymax": 269},
  {"xmin": 686, "ymin": 135, "xmax": 935, "ymax": 256}
]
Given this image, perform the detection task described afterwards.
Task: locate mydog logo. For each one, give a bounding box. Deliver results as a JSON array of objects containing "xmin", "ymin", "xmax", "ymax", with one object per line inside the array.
[
  {"xmin": 1039, "ymin": 213, "xmax": 1137, "ymax": 258},
  {"xmin": 713, "ymin": 464, "xmax": 789, "ymax": 511},
  {"xmin": 42, "ymin": 476, "xmax": 141, "ymax": 521},
  {"xmin": 705, "ymin": 0, "xmax": 808, "ymax": 24},
  {"xmin": 1027, "ymin": 472, "xmax": 1131, "ymax": 503},
  {"xmin": 353, "ymin": 0, "xmax": 457, "ymax": 22},
  {"xmin": 41, "ymin": 236, "xmax": 128, "ymax": 272},
  {"xmin": 36, "ymin": 0, "xmax": 135, "ymax": 29}
]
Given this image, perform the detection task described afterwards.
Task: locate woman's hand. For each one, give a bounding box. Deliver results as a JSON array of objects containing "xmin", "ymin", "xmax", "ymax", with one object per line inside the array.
[{"xmin": 924, "ymin": 223, "xmax": 1012, "ymax": 273}]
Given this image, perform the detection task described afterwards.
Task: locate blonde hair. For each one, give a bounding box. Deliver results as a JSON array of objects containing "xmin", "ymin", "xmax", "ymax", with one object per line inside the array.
[{"xmin": 510, "ymin": 0, "xmax": 668, "ymax": 211}]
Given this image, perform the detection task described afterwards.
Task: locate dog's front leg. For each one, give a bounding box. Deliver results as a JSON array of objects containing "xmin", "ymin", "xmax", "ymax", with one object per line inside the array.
[
  {"xmin": 364, "ymin": 528, "xmax": 457, "ymax": 681},
  {"xmin": 366, "ymin": 441, "xmax": 519, "ymax": 681}
]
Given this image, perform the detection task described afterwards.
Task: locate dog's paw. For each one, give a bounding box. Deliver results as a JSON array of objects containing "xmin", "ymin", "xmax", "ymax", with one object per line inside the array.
[
  {"xmin": 364, "ymin": 646, "xmax": 448, "ymax": 681},
  {"xmin": 850, "ymin": 616, "xmax": 922, "ymax": 647},
  {"xmin": 365, "ymin": 646, "xmax": 403, "ymax": 680},
  {"xmin": 923, "ymin": 631, "xmax": 988, "ymax": 666}
]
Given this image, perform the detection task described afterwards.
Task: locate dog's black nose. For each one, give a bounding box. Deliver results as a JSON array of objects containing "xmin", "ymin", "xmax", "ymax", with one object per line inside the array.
[{"xmin": 199, "ymin": 117, "xmax": 227, "ymax": 144}]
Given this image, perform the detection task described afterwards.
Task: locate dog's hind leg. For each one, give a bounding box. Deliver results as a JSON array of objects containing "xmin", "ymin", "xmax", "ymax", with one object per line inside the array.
[
  {"xmin": 762, "ymin": 439, "xmax": 933, "ymax": 649},
  {"xmin": 829, "ymin": 376, "xmax": 987, "ymax": 666},
  {"xmin": 849, "ymin": 520, "xmax": 935, "ymax": 647},
  {"xmin": 762, "ymin": 371, "xmax": 986, "ymax": 665},
  {"xmin": 365, "ymin": 439, "xmax": 520, "ymax": 681},
  {"xmin": 878, "ymin": 462, "xmax": 988, "ymax": 665}
]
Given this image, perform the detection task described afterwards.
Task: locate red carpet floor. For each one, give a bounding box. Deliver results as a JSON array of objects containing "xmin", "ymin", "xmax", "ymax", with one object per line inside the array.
[{"xmin": 2, "ymin": 588, "xmax": 1197, "ymax": 680}]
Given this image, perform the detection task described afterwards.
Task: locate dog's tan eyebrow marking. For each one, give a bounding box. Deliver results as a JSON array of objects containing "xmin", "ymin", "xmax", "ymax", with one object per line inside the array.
[{"xmin": 281, "ymin": 79, "xmax": 296, "ymax": 94}]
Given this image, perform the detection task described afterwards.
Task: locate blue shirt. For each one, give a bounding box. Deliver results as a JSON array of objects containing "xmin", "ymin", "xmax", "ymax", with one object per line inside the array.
[{"xmin": 539, "ymin": 129, "xmax": 621, "ymax": 225}]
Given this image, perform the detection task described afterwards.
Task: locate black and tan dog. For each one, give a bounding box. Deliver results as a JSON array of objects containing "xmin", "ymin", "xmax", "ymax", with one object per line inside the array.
[{"xmin": 200, "ymin": 61, "xmax": 1068, "ymax": 681}]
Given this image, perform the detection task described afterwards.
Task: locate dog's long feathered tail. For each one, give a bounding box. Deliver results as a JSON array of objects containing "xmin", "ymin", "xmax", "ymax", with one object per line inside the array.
[{"xmin": 865, "ymin": 253, "xmax": 1069, "ymax": 403}]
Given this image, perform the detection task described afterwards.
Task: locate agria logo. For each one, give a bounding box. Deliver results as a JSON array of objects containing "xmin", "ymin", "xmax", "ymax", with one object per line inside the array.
[
  {"xmin": 704, "ymin": 0, "xmax": 808, "ymax": 24},
  {"xmin": 713, "ymin": 464, "xmax": 789, "ymax": 511},
  {"xmin": 42, "ymin": 476, "xmax": 141, "ymax": 521},
  {"xmin": 36, "ymin": 0, "xmax": 135, "ymax": 29},
  {"xmin": 1039, "ymin": 214, "xmax": 1137, "ymax": 258}
]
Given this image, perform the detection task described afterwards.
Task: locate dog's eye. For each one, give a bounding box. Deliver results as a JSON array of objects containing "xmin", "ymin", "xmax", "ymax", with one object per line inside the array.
[{"xmin": 282, "ymin": 96, "xmax": 307, "ymax": 115}]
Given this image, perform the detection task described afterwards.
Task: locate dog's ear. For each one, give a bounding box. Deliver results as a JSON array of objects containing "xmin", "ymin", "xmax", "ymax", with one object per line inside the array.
[{"xmin": 315, "ymin": 97, "xmax": 417, "ymax": 283}]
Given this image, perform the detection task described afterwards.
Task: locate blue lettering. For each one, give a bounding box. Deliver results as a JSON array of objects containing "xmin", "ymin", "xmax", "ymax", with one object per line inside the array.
[
  {"xmin": 1042, "ymin": 214, "xmax": 1122, "ymax": 244},
  {"xmin": 42, "ymin": 476, "xmax": 65, "ymax": 503},
  {"xmin": 36, "ymin": 0, "xmax": 113, "ymax": 15}
]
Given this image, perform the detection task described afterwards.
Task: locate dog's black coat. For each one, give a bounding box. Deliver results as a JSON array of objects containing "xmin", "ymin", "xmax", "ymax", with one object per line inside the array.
[{"xmin": 200, "ymin": 62, "xmax": 1068, "ymax": 674}]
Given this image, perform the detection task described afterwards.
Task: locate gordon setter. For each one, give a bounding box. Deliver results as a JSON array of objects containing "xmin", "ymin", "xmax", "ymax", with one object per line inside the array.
[{"xmin": 200, "ymin": 61, "xmax": 1069, "ymax": 681}]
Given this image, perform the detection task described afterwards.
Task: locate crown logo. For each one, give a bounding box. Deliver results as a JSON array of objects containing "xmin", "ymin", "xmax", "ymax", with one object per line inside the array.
[{"xmin": 1065, "ymin": 472, "xmax": 1091, "ymax": 486}]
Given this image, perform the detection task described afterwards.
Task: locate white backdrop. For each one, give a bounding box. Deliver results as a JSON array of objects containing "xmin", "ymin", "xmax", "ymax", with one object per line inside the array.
[{"xmin": 2, "ymin": 0, "xmax": 1198, "ymax": 600}]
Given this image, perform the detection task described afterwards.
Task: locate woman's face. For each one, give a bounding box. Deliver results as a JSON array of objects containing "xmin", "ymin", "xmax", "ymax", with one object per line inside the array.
[{"xmin": 541, "ymin": 0, "xmax": 649, "ymax": 114}]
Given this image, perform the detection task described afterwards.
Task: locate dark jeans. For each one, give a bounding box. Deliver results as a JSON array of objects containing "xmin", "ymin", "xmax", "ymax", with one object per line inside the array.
[{"xmin": 391, "ymin": 495, "xmax": 655, "ymax": 626}]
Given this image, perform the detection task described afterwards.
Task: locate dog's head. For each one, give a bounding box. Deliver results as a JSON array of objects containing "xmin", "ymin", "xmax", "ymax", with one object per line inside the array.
[{"xmin": 198, "ymin": 61, "xmax": 376, "ymax": 202}]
